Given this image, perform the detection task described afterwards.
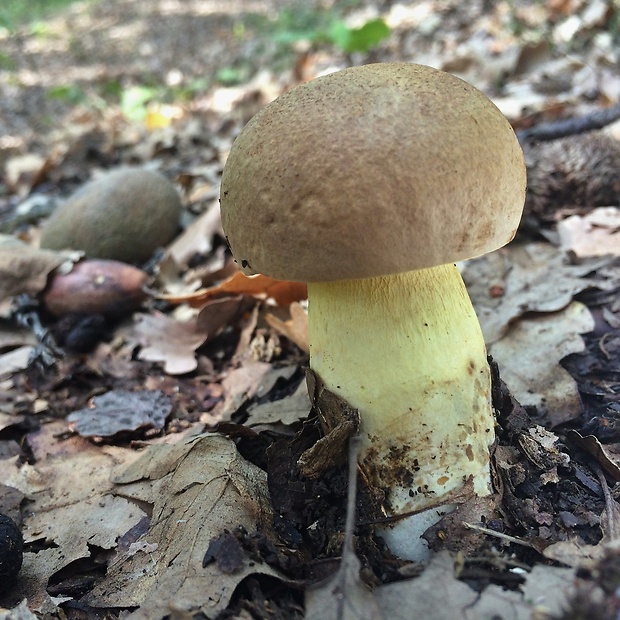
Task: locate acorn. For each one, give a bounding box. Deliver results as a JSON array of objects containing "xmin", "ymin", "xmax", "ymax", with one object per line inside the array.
[
  {"xmin": 40, "ymin": 168, "xmax": 181, "ymax": 264},
  {"xmin": 0, "ymin": 513, "xmax": 23, "ymax": 590},
  {"xmin": 42, "ymin": 259, "xmax": 149, "ymax": 317}
]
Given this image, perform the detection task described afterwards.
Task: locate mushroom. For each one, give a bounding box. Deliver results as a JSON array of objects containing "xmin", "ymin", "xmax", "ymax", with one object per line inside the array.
[{"xmin": 220, "ymin": 63, "xmax": 526, "ymax": 560}]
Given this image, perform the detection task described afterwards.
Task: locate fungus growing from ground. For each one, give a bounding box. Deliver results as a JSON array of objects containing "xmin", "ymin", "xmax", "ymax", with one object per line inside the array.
[{"xmin": 220, "ymin": 63, "xmax": 526, "ymax": 560}]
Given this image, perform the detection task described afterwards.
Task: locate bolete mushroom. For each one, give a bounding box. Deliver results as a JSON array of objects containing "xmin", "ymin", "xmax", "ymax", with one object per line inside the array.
[{"xmin": 220, "ymin": 63, "xmax": 526, "ymax": 560}]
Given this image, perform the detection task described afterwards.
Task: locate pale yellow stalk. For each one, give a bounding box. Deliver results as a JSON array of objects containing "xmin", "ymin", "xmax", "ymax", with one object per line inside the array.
[{"xmin": 308, "ymin": 263, "xmax": 494, "ymax": 559}]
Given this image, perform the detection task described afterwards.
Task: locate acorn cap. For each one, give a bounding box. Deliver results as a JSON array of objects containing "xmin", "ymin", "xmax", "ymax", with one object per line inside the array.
[{"xmin": 220, "ymin": 63, "xmax": 526, "ymax": 282}]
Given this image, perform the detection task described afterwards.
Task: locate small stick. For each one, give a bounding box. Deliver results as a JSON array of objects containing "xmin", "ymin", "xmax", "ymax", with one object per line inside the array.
[
  {"xmin": 462, "ymin": 522, "xmax": 537, "ymax": 549},
  {"xmin": 343, "ymin": 435, "xmax": 361, "ymax": 555},
  {"xmin": 517, "ymin": 102, "xmax": 620, "ymax": 143}
]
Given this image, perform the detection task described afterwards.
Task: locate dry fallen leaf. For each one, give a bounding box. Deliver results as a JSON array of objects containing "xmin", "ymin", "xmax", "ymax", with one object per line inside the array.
[
  {"xmin": 215, "ymin": 361, "xmax": 297, "ymax": 421},
  {"xmin": 246, "ymin": 379, "xmax": 312, "ymax": 428},
  {"xmin": 375, "ymin": 552, "xmax": 478, "ymax": 619},
  {"xmin": 566, "ymin": 430, "xmax": 620, "ymax": 484},
  {"xmin": 132, "ymin": 311, "xmax": 208, "ymax": 375},
  {"xmin": 4, "ymin": 154, "xmax": 48, "ymax": 195},
  {"xmin": 557, "ymin": 207, "xmax": 620, "ymax": 257},
  {"xmin": 67, "ymin": 389, "xmax": 172, "ymax": 438},
  {"xmin": 265, "ymin": 302, "xmax": 309, "ymax": 352},
  {"xmin": 0, "ymin": 347, "xmax": 35, "ymax": 377},
  {"xmin": 196, "ymin": 295, "xmax": 251, "ymax": 338},
  {"xmin": 164, "ymin": 271, "xmax": 307, "ymax": 308},
  {"xmin": 83, "ymin": 433, "xmax": 281, "ymax": 619},
  {"xmin": 166, "ymin": 202, "xmax": 223, "ymax": 265},
  {"xmin": 489, "ymin": 301, "xmax": 594, "ymax": 426},
  {"xmin": 0, "ymin": 599, "xmax": 40, "ymax": 619},
  {"xmin": 463, "ymin": 242, "xmax": 615, "ymax": 344},
  {"xmin": 375, "ymin": 551, "xmax": 577, "ymax": 619},
  {"xmin": 0, "ymin": 441, "xmax": 143, "ymax": 615},
  {"xmin": 0, "ymin": 236, "xmax": 71, "ymax": 302}
]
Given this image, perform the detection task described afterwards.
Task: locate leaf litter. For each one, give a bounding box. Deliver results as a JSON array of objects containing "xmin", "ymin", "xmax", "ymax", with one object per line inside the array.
[
  {"xmin": 2, "ymin": 0, "xmax": 620, "ymax": 617},
  {"xmin": 83, "ymin": 433, "xmax": 281, "ymax": 620}
]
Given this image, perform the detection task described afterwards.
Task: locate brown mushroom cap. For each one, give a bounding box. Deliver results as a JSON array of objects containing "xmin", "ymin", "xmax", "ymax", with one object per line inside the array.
[{"xmin": 220, "ymin": 63, "xmax": 526, "ymax": 282}]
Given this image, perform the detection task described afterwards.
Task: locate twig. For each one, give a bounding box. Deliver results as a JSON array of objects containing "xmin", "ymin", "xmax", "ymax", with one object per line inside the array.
[
  {"xmin": 13, "ymin": 295, "xmax": 64, "ymax": 369},
  {"xmin": 462, "ymin": 522, "xmax": 537, "ymax": 549},
  {"xmin": 343, "ymin": 435, "xmax": 361, "ymax": 555},
  {"xmin": 517, "ymin": 101, "xmax": 620, "ymax": 143}
]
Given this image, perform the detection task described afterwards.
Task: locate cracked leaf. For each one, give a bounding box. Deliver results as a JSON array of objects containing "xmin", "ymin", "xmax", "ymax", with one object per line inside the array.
[{"xmin": 84, "ymin": 433, "xmax": 281, "ymax": 619}]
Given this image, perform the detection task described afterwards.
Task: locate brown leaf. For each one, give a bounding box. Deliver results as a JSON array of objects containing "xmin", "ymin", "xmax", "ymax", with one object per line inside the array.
[
  {"xmin": 4, "ymin": 154, "xmax": 50, "ymax": 195},
  {"xmin": 265, "ymin": 302, "xmax": 309, "ymax": 352},
  {"xmin": 196, "ymin": 295, "xmax": 251, "ymax": 338},
  {"xmin": 215, "ymin": 361, "xmax": 297, "ymax": 421},
  {"xmin": 84, "ymin": 434, "xmax": 280, "ymax": 619},
  {"xmin": 246, "ymin": 380, "xmax": 312, "ymax": 428},
  {"xmin": 557, "ymin": 207, "xmax": 620, "ymax": 258},
  {"xmin": 162, "ymin": 271, "xmax": 307, "ymax": 307},
  {"xmin": 566, "ymin": 430, "xmax": 620, "ymax": 483},
  {"xmin": 132, "ymin": 312, "xmax": 208, "ymax": 375},
  {"xmin": 0, "ymin": 346, "xmax": 34, "ymax": 376},
  {"xmin": 464, "ymin": 243, "xmax": 616, "ymax": 345},
  {"xmin": 0, "ymin": 442, "xmax": 143, "ymax": 611},
  {"xmin": 166, "ymin": 202, "xmax": 223, "ymax": 265},
  {"xmin": 0, "ymin": 235, "xmax": 68, "ymax": 301},
  {"xmin": 67, "ymin": 390, "xmax": 172, "ymax": 438},
  {"xmin": 488, "ymin": 302, "xmax": 594, "ymax": 426}
]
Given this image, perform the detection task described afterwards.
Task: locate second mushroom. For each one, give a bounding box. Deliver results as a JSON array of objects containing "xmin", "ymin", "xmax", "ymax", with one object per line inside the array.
[{"xmin": 220, "ymin": 63, "xmax": 527, "ymax": 560}]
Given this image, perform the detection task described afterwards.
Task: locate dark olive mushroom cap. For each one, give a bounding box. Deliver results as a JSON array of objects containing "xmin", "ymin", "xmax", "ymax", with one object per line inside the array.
[
  {"xmin": 40, "ymin": 168, "xmax": 181, "ymax": 265},
  {"xmin": 220, "ymin": 63, "xmax": 526, "ymax": 282}
]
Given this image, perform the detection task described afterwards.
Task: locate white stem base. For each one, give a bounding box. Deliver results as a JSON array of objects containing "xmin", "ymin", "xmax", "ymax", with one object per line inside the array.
[{"xmin": 308, "ymin": 264, "xmax": 494, "ymax": 561}]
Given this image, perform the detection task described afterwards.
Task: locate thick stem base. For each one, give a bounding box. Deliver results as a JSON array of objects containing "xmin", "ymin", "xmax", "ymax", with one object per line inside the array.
[{"xmin": 308, "ymin": 264, "xmax": 494, "ymax": 560}]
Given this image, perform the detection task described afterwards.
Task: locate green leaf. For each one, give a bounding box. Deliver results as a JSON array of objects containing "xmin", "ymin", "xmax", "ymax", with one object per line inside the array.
[
  {"xmin": 0, "ymin": 12, "xmax": 16, "ymax": 32},
  {"xmin": 327, "ymin": 20, "xmax": 352, "ymax": 50},
  {"xmin": 330, "ymin": 18, "xmax": 390, "ymax": 53},
  {"xmin": 46, "ymin": 84, "xmax": 85, "ymax": 104},
  {"xmin": 215, "ymin": 67, "xmax": 245, "ymax": 86},
  {"xmin": 121, "ymin": 85, "xmax": 157, "ymax": 121}
]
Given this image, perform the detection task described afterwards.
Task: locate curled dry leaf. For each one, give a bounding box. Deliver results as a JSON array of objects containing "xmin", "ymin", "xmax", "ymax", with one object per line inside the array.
[
  {"xmin": 0, "ymin": 235, "xmax": 68, "ymax": 301},
  {"xmin": 246, "ymin": 379, "xmax": 312, "ymax": 428},
  {"xmin": 133, "ymin": 311, "xmax": 208, "ymax": 375},
  {"xmin": 84, "ymin": 434, "xmax": 281, "ymax": 619},
  {"xmin": 566, "ymin": 430, "xmax": 620, "ymax": 484},
  {"xmin": 166, "ymin": 201, "xmax": 223, "ymax": 266},
  {"xmin": 196, "ymin": 295, "xmax": 252, "ymax": 338},
  {"xmin": 161, "ymin": 270, "xmax": 307, "ymax": 308},
  {"xmin": 215, "ymin": 361, "xmax": 297, "ymax": 421},
  {"xmin": 265, "ymin": 302, "xmax": 309, "ymax": 352},
  {"xmin": 463, "ymin": 243, "xmax": 615, "ymax": 344},
  {"xmin": 67, "ymin": 390, "xmax": 172, "ymax": 438},
  {"xmin": 42, "ymin": 259, "xmax": 150, "ymax": 317},
  {"xmin": 489, "ymin": 301, "xmax": 594, "ymax": 427},
  {"xmin": 558, "ymin": 207, "xmax": 620, "ymax": 258}
]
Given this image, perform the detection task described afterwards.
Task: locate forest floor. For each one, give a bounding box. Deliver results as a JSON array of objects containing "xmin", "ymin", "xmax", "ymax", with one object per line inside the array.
[{"xmin": 1, "ymin": 0, "xmax": 620, "ymax": 618}]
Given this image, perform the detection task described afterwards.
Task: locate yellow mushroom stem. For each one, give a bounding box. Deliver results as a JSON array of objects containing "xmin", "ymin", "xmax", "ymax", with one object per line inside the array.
[{"xmin": 308, "ymin": 262, "xmax": 494, "ymax": 560}]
